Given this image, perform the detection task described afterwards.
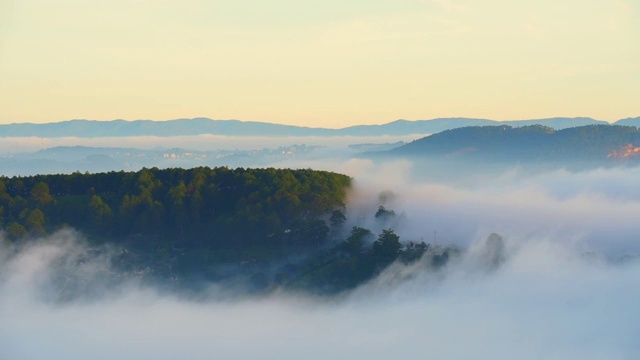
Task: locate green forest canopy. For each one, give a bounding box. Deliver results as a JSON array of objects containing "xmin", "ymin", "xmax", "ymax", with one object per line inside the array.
[
  {"xmin": 0, "ymin": 167, "xmax": 351, "ymax": 251},
  {"xmin": 0, "ymin": 166, "xmax": 469, "ymax": 295}
]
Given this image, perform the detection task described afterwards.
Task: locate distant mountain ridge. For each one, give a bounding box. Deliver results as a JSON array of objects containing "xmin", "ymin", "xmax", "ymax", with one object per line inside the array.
[{"xmin": 0, "ymin": 116, "xmax": 629, "ymax": 138}]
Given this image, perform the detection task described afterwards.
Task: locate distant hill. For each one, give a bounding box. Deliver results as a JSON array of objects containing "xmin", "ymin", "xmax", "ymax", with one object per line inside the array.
[
  {"xmin": 337, "ymin": 117, "xmax": 608, "ymax": 136},
  {"xmin": 0, "ymin": 117, "xmax": 612, "ymax": 138},
  {"xmin": 0, "ymin": 118, "xmax": 332, "ymax": 137},
  {"xmin": 380, "ymin": 124, "xmax": 640, "ymax": 162},
  {"xmin": 614, "ymin": 117, "xmax": 640, "ymax": 127}
]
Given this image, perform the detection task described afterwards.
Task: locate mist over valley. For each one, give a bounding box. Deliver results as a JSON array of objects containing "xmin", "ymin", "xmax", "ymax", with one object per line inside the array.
[{"xmin": 2, "ymin": 123, "xmax": 640, "ymax": 359}]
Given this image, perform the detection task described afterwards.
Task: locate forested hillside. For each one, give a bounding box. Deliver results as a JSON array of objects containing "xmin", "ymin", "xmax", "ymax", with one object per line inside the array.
[
  {"xmin": 386, "ymin": 124, "xmax": 640, "ymax": 162},
  {"xmin": 0, "ymin": 167, "xmax": 351, "ymax": 252},
  {"xmin": 0, "ymin": 166, "xmax": 462, "ymax": 294}
]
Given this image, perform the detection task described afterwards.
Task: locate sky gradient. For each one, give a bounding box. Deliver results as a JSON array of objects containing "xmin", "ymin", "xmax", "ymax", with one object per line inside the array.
[{"xmin": 1, "ymin": 0, "xmax": 638, "ymax": 127}]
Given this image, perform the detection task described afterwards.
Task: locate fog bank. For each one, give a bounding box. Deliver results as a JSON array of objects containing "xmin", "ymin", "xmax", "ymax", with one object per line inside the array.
[
  {"xmin": 336, "ymin": 160, "xmax": 640, "ymax": 257},
  {"xmin": 2, "ymin": 160, "xmax": 640, "ymax": 359},
  {"xmin": 1, "ymin": 229, "xmax": 639, "ymax": 359}
]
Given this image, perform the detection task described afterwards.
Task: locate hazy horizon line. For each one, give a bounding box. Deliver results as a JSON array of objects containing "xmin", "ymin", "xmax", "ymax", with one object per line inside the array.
[{"xmin": 2, "ymin": 115, "xmax": 638, "ymax": 128}]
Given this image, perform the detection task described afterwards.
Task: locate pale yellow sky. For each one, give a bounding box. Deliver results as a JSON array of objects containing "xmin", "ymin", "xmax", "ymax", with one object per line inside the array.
[{"xmin": 1, "ymin": 0, "xmax": 638, "ymax": 127}]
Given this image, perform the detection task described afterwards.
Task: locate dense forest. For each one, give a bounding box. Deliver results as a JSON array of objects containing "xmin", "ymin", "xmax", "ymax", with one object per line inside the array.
[
  {"xmin": 385, "ymin": 124, "xmax": 640, "ymax": 162},
  {"xmin": 0, "ymin": 166, "xmax": 463, "ymax": 295},
  {"xmin": 0, "ymin": 167, "xmax": 350, "ymax": 249}
]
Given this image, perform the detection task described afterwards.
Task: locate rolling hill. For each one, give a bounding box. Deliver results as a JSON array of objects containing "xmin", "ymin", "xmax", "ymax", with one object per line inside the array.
[{"xmin": 380, "ymin": 124, "xmax": 640, "ymax": 163}]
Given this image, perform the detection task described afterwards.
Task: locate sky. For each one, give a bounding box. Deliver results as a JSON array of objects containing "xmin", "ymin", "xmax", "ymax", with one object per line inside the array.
[{"xmin": 1, "ymin": 0, "xmax": 639, "ymax": 127}]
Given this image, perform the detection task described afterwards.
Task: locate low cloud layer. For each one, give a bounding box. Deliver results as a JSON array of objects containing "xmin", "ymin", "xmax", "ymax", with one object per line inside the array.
[
  {"xmin": 1, "ymin": 228, "xmax": 639, "ymax": 359},
  {"xmin": 0, "ymin": 134, "xmax": 423, "ymax": 154},
  {"xmin": 2, "ymin": 160, "xmax": 640, "ymax": 359},
  {"xmin": 339, "ymin": 159, "xmax": 640, "ymax": 256}
]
